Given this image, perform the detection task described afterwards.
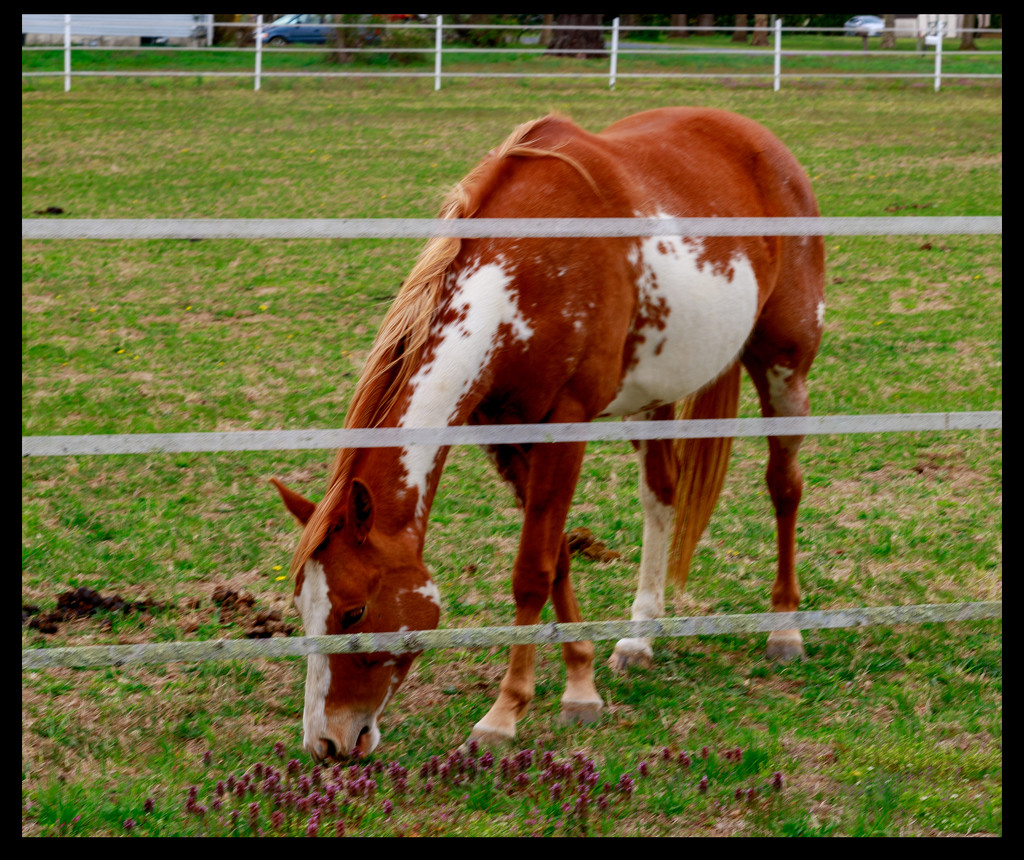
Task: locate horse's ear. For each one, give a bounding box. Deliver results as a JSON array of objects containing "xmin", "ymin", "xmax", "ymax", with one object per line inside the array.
[
  {"xmin": 271, "ymin": 478, "xmax": 316, "ymax": 526},
  {"xmin": 348, "ymin": 478, "xmax": 374, "ymax": 544}
]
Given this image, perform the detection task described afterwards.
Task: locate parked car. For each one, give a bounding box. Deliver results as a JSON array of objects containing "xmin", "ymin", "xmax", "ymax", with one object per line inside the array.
[
  {"xmin": 259, "ymin": 14, "xmax": 331, "ymax": 46},
  {"xmin": 843, "ymin": 15, "xmax": 885, "ymax": 37}
]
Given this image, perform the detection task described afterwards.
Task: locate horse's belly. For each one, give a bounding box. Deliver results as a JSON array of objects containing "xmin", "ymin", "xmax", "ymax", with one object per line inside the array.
[{"xmin": 601, "ymin": 236, "xmax": 759, "ymax": 417}]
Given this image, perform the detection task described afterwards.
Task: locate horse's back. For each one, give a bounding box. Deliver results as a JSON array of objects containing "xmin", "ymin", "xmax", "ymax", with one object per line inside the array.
[{"xmin": 461, "ymin": 107, "xmax": 823, "ymax": 421}]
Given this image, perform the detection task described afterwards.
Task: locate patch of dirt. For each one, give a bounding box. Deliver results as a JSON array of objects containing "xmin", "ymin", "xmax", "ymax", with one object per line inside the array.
[
  {"xmin": 567, "ymin": 527, "xmax": 622, "ymax": 563},
  {"xmin": 22, "ymin": 585, "xmax": 295, "ymax": 640},
  {"xmin": 22, "ymin": 586, "xmax": 163, "ymax": 634}
]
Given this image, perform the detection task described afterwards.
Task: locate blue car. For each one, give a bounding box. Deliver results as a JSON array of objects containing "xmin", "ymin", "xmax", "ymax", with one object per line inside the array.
[{"xmin": 259, "ymin": 14, "xmax": 331, "ymax": 46}]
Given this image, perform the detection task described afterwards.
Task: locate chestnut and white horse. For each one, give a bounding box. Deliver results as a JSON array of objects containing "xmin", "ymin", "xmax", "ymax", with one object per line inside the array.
[{"xmin": 273, "ymin": 107, "xmax": 825, "ymax": 761}]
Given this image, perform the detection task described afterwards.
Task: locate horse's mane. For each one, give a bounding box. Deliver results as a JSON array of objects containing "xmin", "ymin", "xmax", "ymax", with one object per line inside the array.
[{"xmin": 289, "ymin": 114, "xmax": 598, "ymax": 576}]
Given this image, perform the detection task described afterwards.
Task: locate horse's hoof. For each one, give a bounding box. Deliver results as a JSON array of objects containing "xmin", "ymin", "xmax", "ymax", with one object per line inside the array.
[
  {"xmin": 608, "ymin": 639, "xmax": 654, "ymax": 673},
  {"xmin": 766, "ymin": 630, "xmax": 805, "ymax": 662},
  {"xmin": 558, "ymin": 698, "xmax": 604, "ymax": 726},
  {"xmin": 464, "ymin": 724, "xmax": 515, "ymax": 752}
]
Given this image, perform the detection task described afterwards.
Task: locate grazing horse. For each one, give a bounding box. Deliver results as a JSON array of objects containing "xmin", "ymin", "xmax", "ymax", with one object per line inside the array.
[{"xmin": 273, "ymin": 107, "xmax": 825, "ymax": 761}]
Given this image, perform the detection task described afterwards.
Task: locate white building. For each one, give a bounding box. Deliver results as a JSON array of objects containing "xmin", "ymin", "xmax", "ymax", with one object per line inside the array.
[{"xmin": 22, "ymin": 14, "xmax": 213, "ymax": 47}]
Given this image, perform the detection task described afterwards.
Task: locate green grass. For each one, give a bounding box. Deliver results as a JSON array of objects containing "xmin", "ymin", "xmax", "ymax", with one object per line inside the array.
[{"xmin": 22, "ymin": 77, "xmax": 1000, "ymax": 836}]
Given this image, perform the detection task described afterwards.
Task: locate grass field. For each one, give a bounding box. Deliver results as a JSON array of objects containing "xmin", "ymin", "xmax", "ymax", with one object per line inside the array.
[{"xmin": 22, "ymin": 74, "xmax": 1001, "ymax": 836}]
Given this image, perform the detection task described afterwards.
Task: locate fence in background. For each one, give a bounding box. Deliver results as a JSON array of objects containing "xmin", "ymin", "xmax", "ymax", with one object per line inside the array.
[{"xmin": 21, "ymin": 16, "xmax": 1003, "ymax": 94}]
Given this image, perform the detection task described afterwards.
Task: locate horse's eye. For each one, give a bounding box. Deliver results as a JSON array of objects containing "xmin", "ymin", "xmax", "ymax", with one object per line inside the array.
[{"xmin": 340, "ymin": 606, "xmax": 365, "ymax": 630}]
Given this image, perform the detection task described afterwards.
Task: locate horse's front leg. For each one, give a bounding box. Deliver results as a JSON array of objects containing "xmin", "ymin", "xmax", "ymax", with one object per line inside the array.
[{"xmin": 468, "ymin": 433, "xmax": 593, "ymax": 746}]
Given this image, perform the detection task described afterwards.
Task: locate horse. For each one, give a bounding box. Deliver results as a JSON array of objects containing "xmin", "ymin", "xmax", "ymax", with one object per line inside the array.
[{"xmin": 272, "ymin": 106, "xmax": 826, "ymax": 762}]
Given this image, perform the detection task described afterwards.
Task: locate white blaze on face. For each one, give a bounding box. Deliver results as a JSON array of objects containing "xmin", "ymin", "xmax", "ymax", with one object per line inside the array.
[
  {"xmin": 603, "ymin": 233, "xmax": 759, "ymax": 416},
  {"xmin": 399, "ymin": 260, "xmax": 532, "ymax": 519},
  {"xmin": 294, "ymin": 560, "xmax": 332, "ymax": 750}
]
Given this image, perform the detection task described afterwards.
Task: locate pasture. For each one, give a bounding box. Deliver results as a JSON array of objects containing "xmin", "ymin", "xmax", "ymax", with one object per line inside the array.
[{"xmin": 22, "ymin": 76, "xmax": 1001, "ymax": 836}]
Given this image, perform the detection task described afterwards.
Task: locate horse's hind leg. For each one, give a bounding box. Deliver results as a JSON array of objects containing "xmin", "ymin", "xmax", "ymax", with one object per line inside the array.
[
  {"xmin": 610, "ymin": 407, "xmax": 676, "ymax": 672},
  {"xmin": 743, "ymin": 251, "xmax": 825, "ymax": 661}
]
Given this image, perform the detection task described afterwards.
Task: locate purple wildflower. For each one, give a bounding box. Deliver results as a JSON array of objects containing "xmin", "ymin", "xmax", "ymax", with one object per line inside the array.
[
  {"xmin": 202, "ymin": 749, "xmax": 213, "ymax": 766},
  {"xmin": 143, "ymin": 797, "xmax": 155, "ymax": 814},
  {"xmin": 123, "ymin": 818, "xmax": 137, "ymax": 831},
  {"xmin": 771, "ymin": 771, "xmax": 784, "ymax": 791},
  {"xmin": 698, "ymin": 775, "xmax": 709, "ymax": 793},
  {"xmin": 273, "ymin": 741, "xmax": 285, "ymax": 759}
]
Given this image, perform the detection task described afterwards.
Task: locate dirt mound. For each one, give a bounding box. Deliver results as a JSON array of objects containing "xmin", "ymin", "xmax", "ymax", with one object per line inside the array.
[
  {"xmin": 23, "ymin": 585, "xmax": 294, "ymax": 639},
  {"xmin": 23, "ymin": 586, "xmax": 162, "ymax": 634},
  {"xmin": 211, "ymin": 586, "xmax": 294, "ymax": 639},
  {"xmin": 567, "ymin": 527, "xmax": 622, "ymax": 563}
]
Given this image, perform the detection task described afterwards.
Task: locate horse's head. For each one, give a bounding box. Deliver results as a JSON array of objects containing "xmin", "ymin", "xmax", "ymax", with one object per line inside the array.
[{"xmin": 272, "ymin": 477, "xmax": 440, "ymax": 761}]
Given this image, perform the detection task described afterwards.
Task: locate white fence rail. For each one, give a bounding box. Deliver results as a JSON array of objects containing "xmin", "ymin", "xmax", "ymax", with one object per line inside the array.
[
  {"xmin": 23, "ymin": 602, "xmax": 1002, "ymax": 669},
  {"xmin": 20, "ymin": 216, "xmax": 1004, "ymax": 241},
  {"xmin": 22, "ymin": 16, "xmax": 1002, "ymax": 93}
]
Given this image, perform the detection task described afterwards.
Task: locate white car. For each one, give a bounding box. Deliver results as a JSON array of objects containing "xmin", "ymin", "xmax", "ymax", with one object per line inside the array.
[{"xmin": 843, "ymin": 15, "xmax": 885, "ymax": 37}]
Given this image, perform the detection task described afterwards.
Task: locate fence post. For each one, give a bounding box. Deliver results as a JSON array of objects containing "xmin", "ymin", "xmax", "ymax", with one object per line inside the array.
[
  {"xmin": 434, "ymin": 15, "xmax": 443, "ymax": 91},
  {"xmin": 609, "ymin": 17, "xmax": 620, "ymax": 90},
  {"xmin": 933, "ymin": 20, "xmax": 944, "ymax": 92},
  {"xmin": 773, "ymin": 18, "xmax": 782, "ymax": 91},
  {"xmin": 63, "ymin": 14, "xmax": 71, "ymax": 92},
  {"xmin": 254, "ymin": 14, "xmax": 263, "ymax": 91}
]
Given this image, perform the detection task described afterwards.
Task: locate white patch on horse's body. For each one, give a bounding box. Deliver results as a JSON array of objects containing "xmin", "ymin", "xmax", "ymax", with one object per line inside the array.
[
  {"xmin": 399, "ymin": 260, "xmax": 532, "ymax": 519},
  {"xmin": 411, "ymin": 579, "xmax": 441, "ymax": 608},
  {"xmin": 766, "ymin": 364, "xmax": 795, "ymax": 411},
  {"xmin": 602, "ymin": 234, "xmax": 759, "ymax": 417},
  {"xmin": 294, "ymin": 560, "xmax": 332, "ymax": 750},
  {"xmin": 815, "ymin": 300, "xmax": 826, "ymax": 329}
]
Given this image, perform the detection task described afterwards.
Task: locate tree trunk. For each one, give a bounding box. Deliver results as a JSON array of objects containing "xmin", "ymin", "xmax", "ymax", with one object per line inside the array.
[
  {"xmin": 694, "ymin": 14, "xmax": 715, "ymax": 35},
  {"xmin": 668, "ymin": 15, "xmax": 688, "ymax": 38},
  {"xmin": 547, "ymin": 14, "xmax": 605, "ymax": 58},
  {"xmin": 880, "ymin": 14, "xmax": 897, "ymax": 49},
  {"xmin": 959, "ymin": 14, "xmax": 978, "ymax": 50},
  {"xmin": 751, "ymin": 14, "xmax": 769, "ymax": 47},
  {"xmin": 539, "ymin": 13, "xmax": 554, "ymax": 47},
  {"xmin": 732, "ymin": 13, "xmax": 749, "ymax": 43},
  {"xmin": 325, "ymin": 14, "xmax": 352, "ymax": 64}
]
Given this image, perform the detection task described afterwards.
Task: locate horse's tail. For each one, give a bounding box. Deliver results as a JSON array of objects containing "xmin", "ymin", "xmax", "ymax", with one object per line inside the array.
[{"xmin": 667, "ymin": 360, "xmax": 742, "ymax": 588}]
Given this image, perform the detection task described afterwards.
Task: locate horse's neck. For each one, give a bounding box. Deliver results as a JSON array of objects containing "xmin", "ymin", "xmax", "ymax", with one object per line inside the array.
[
  {"xmin": 355, "ymin": 256, "xmax": 517, "ymax": 533},
  {"xmin": 355, "ymin": 351, "xmax": 485, "ymax": 536}
]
